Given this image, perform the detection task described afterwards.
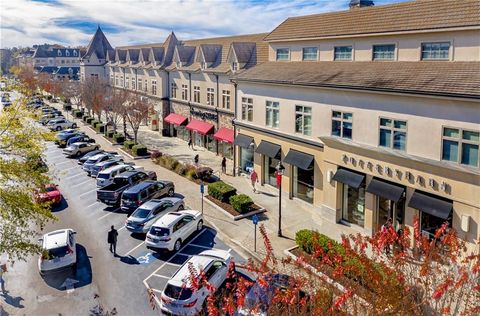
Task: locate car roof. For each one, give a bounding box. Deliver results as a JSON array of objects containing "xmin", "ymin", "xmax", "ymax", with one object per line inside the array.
[
  {"xmin": 123, "ymin": 180, "xmax": 156, "ymax": 194},
  {"xmin": 117, "ymin": 170, "xmax": 142, "ymax": 177},
  {"xmin": 89, "ymin": 153, "xmax": 106, "ymax": 160},
  {"xmin": 43, "ymin": 229, "xmax": 69, "ymax": 249},
  {"xmin": 99, "ymin": 164, "xmax": 128, "ymax": 174},
  {"xmin": 139, "ymin": 197, "xmax": 181, "ymax": 210},
  {"xmin": 70, "ymin": 142, "xmax": 87, "ymax": 147},
  {"xmin": 96, "ymin": 159, "xmax": 117, "ymax": 166}
]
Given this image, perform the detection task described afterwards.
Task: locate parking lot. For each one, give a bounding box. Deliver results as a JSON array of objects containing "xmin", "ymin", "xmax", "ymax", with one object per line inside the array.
[{"xmin": 4, "ymin": 140, "xmax": 248, "ymax": 316}]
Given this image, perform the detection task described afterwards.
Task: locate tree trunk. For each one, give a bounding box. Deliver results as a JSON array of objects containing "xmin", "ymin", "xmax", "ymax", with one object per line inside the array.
[
  {"xmin": 123, "ymin": 115, "xmax": 127, "ymax": 138},
  {"xmin": 133, "ymin": 129, "xmax": 138, "ymax": 144}
]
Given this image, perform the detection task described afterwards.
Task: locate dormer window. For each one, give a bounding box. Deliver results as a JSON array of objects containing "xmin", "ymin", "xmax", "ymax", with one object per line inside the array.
[
  {"xmin": 66, "ymin": 50, "xmax": 70, "ymax": 57},
  {"xmin": 231, "ymin": 62, "xmax": 238, "ymax": 72},
  {"xmin": 73, "ymin": 50, "xmax": 77, "ymax": 56},
  {"xmin": 177, "ymin": 61, "xmax": 182, "ymax": 68},
  {"xmin": 201, "ymin": 62, "xmax": 207, "ymax": 70},
  {"xmin": 57, "ymin": 50, "xmax": 62, "ymax": 56}
]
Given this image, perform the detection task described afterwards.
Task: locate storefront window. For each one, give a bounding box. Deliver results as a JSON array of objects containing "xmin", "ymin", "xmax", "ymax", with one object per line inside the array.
[
  {"xmin": 264, "ymin": 156, "xmax": 280, "ymax": 187},
  {"xmin": 342, "ymin": 183, "xmax": 365, "ymax": 227},
  {"xmin": 378, "ymin": 197, "xmax": 404, "ymax": 231},
  {"xmin": 293, "ymin": 166, "xmax": 313, "ymax": 203},
  {"xmin": 193, "ymin": 132, "xmax": 204, "ymax": 148},
  {"xmin": 240, "ymin": 146, "xmax": 254, "ymax": 174},
  {"xmin": 175, "ymin": 126, "xmax": 189, "ymax": 141},
  {"xmin": 218, "ymin": 142, "xmax": 233, "ymax": 159},
  {"xmin": 421, "ymin": 212, "xmax": 452, "ymax": 240},
  {"xmin": 206, "ymin": 135, "xmax": 216, "ymax": 153}
]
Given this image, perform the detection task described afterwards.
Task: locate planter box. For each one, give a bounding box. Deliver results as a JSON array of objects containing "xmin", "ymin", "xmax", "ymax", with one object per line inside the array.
[{"xmin": 204, "ymin": 195, "xmax": 266, "ymax": 221}]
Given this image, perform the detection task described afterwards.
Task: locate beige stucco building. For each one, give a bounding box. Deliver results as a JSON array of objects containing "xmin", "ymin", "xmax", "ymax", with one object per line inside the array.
[{"xmin": 232, "ymin": 0, "xmax": 480, "ymax": 252}]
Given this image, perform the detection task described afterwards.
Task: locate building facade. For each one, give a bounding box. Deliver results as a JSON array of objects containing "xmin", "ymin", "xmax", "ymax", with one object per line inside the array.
[
  {"xmin": 33, "ymin": 45, "xmax": 81, "ymax": 79},
  {"xmin": 80, "ymin": 26, "xmax": 114, "ymax": 81},
  {"xmin": 232, "ymin": 0, "xmax": 480, "ymax": 252}
]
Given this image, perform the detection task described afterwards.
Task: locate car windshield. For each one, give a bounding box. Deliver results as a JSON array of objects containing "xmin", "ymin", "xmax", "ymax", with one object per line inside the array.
[
  {"xmin": 47, "ymin": 246, "xmax": 69, "ymax": 259},
  {"xmin": 122, "ymin": 192, "xmax": 138, "ymax": 202},
  {"xmin": 149, "ymin": 226, "xmax": 170, "ymax": 236},
  {"xmin": 131, "ymin": 208, "xmax": 150, "ymax": 219},
  {"xmin": 97, "ymin": 173, "xmax": 109, "ymax": 179},
  {"xmin": 45, "ymin": 186, "xmax": 56, "ymax": 192},
  {"xmin": 164, "ymin": 284, "xmax": 193, "ymax": 300}
]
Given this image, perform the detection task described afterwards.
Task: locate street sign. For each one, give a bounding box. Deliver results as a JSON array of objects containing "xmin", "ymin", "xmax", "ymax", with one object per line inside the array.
[
  {"xmin": 252, "ymin": 214, "xmax": 259, "ymax": 252},
  {"xmin": 252, "ymin": 214, "xmax": 259, "ymax": 225},
  {"xmin": 200, "ymin": 183, "xmax": 204, "ymax": 194}
]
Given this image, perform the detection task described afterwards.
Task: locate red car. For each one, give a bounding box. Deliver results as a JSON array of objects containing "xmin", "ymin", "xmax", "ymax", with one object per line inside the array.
[{"xmin": 35, "ymin": 184, "xmax": 62, "ymax": 205}]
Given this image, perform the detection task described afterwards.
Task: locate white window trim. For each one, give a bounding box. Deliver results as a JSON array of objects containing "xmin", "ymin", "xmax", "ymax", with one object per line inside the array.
[
  {"xmin": 371, "ymin": 43, "xmax": 398, "ymax": 61},
  {"xmin": 265, "ymin": 100, "xmax": 280, "ymax": 128},
  {"xmin": 419, "ymin": 40, "xmax": 453, "ymax": 61},
  {"xmin": 276, "ymin": 48, "xmax": 290, "ymax": 61},
  {"xmin": 440, "ymin": 125, "xmax": 480, "ymax": 167},
  {"xmin": 378, "ymin": 117, "xmax": 408, "ymax": 151},
  {"xmin": 295, "ymin": 105, "xmax": 312, "ymax": 136},
  {"xmin": 302, "ymin": 47, "xmax": 319, "ymax": 61}
]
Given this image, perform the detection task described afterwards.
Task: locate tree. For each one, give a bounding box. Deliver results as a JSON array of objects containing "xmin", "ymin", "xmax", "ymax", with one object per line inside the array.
[
  {"xmin": 104, "ymin": 86, "xmax": 128, "ymax": 134},
  {"xmin": 0, "ymin": 90, "xmax": 56, "ymax": 260},
  {"xmin": 81, "ymin": 77, "xmax": 108, "ymax": 119},
  {"xmin": 57, "ymin": 79, "xmax": 81, "ymax": 105},
  {"xmin": 125, "ymin": 92, "xmax": 153, "ymax": 144}
]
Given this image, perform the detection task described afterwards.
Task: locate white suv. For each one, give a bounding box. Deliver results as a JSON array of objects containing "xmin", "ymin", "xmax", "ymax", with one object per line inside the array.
[
  {"xmin": 145, "ymin": 210, "xmax": 203, "ymax": 252},
  {"xmin": 47, "ymin": 118, "xmax": 77, "ymax": 131},
  {"xmin": 96, "ymin": 164, "xmax": 143, "ymax": 187},
  {"xmin": 38, "ymin": 229, "xmax": 77, "ymax": 274},
  {"xmin": 160, "ymin": 249, "xmax": 232, "ymax": 316}
]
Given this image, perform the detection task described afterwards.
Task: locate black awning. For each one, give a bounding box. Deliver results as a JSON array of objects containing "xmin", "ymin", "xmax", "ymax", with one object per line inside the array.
[
  {"xmin": 366, "ymin": 178, "xmax": 405, "ymax": 202},
  {"xmin": 255, "ymin": 141, "xmax": 281, "ymax": 158},
  {"xmin": 408, "ymin": 191, "xmax": 453, "ymax": 219},
  {"xmin": 283, "ymin": 150, "xmax": 314, "ymax": 170},
  {"xmin": 233, "ymin": 134, "xmax": 254, "ymax": 148},
  {"xmin": 332, "ymin": 168, "xmax": 365, "ymax": 189}
]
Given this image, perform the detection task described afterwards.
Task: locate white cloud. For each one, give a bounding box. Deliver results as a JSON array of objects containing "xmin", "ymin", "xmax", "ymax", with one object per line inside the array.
[{"xmin": 0, "ymin": 0, "xmax": 405, "ymax": 48}]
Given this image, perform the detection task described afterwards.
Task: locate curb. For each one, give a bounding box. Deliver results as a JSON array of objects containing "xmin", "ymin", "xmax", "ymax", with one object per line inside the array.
[
  {"xmin": 203, "ymin": 195, "xmax": 266, "ymax": 221},
  {"xmin": 230, "ymin": 239, "xmax": 264, "ymax": 263}
]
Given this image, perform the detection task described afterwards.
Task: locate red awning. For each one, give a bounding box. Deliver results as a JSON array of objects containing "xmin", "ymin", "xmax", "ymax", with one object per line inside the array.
[
  {"xmin": 164, "ymin": 113, "xmax": 187, "ymax": 125},
  {"xmin": 213, "ymin": 128, "xmax": 234, "ymax": 144},
  {"xmin": 186, "ymin": 119, "xmax": 214, "ymax": 135}
]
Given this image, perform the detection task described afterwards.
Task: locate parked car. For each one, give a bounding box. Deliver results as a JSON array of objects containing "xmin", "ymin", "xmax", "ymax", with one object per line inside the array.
[
  {"xmin": 77, "ymin": 149, "xmax": 105, "ymax": 164},
  {"xmin": 96, "ymin": 170, "xmax": 157, "ymax": 206},
  {"xmin": 236, "ymin": 274, "xmax": 309, "ymax": 316},
  {"xmin": 47, "ymin": 118, "xmax": 77, "ymax": 131},
  {"xmin": 126, "ymin": 197, "xmax": 184, "ymax": 234},
  {"xmin": 34, "ymin": 184, "xmax": 61, "ymax": 205},
  {"xmin": 66, "ymin": 135, "xmax": 95, "ymax": 147},
  {"xmin": 145, "ymin": 209, "xmax": 203, "ymax": 252},
  {"xmin": 55, "ymin": 131, "xmax": 85, "ymax": 147},
  {"xmin": 63, "ymin": 142, "xmax": 100, "ymax": 157},
  {"xmin": 159, "ymin": 249, "xmax": 231, "ymax": 315},
  {"xmin": 82, "ymin": 153, "xmax": 123, "ymax": 175},
  {"xmin": 38, "ymin": 229, "xmax": 77, "ymax": 275},
  {"xmin": 120, "ymin": 180, "xmax": 175, "ymax": 214},
  {"xmin": 96, "ymin": 164, "xmax": 144, "ymax": 188},
  {"xmin": 90, "ymin": 159, "xmax": 122, "ymax": 178},
  {"xmin": 40, "ymin": 113, "xmax": 64, "ymax": 125}
]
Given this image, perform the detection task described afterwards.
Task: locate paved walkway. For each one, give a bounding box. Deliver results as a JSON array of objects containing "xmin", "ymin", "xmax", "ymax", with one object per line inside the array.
[{"xmin": 52, "ymin": 103, "xmax": 360, "ymax": 261}]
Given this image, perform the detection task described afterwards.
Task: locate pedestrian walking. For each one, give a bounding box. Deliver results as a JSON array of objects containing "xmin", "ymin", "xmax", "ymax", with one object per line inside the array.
[
  {"xmin": 381, "ymin": 218, "xmax": 393, "ymax": 255},
  {"xmin": 0, "ymin": 262, "xmax": 7, "ymax": 293},
  {"xmin": 188, "ymin": 137, "xmax": 194, "ymax": 150},
  {"xmin": 194, "ymin": 154, "xmax": 199, "ymax": 166},
  {"xmin": 107, "ymin": 225, "xmax": 118, "ymax": 256},
  {"xmin": 250, "ymin": 169, "xmax": 258, "ymax": 193},
  {"xmin": 221, "ymin": 157, "xmax": 227, "ymax": 174}
]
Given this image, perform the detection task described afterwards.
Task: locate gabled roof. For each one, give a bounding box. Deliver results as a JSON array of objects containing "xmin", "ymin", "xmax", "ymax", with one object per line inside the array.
[
  {"xmin": 39, "ymin": 66, "xmax": 58, "ymax": 73},
  {"xmin": 115, "ymin": 49, "xmax": 127, "ymax": 62},
  {"xmin": 83, "ymin": 26, "xmax": 114, "ymax": 59},
  {"xmin": 175, "ymin": 46, "xmax": 196, "ymax": 65},
  {"xmin": 106, "ymin": 50, "xmax": 115, "ymax": 62},
  {"xmin": 32, "ymin": 46, "xmax": 50, "ymax": 58},
  {"xmin": 126, "ymin": 49, "xmax": 140, "ymax": 62},
  {"xmin": 199, "ymin": 44, "xmax": 222, "ymax": 63},
  {"xmin": 230, "ymin": 42, "xmax": 256, "ymax": 64},
  {"xmin": 139, "ymin": 48, "xmax": 151, "ymax": 62},
  {"xmin": 264, "ymin": 0, "xmax": 480, "ymax": 41},
  {"xmin": 151, "ymin": 47, "xmax": 165, "ymax": 63},
  {"xmin": 232, "ymin": 61, "xmax": 480, "ymax": 99}
]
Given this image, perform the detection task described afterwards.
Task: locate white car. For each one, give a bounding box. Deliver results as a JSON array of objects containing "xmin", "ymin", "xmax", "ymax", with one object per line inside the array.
[
  {"xmin": 47, "ymin": 118, "xmax": 77, "ymax": 131},
  {"xmin": 38, "ymin": 229, "xmax": 77, "ymax": 275},
  {"xmin": 160, "ymin": 249, "xmax": 232, "ymax": 316},
  {"xmin": 96, "ymin": 164, "xmax": 143, "ymax": 187},
  {"xmin": 145, "ymin": 210, "xmax": 203, "ymax": 252}
]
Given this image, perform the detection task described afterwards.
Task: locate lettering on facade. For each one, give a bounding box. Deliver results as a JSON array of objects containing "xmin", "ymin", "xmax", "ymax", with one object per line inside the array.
[{"xmin": 190, "ymin": 109, "xmax": 218, "ymax": 121}]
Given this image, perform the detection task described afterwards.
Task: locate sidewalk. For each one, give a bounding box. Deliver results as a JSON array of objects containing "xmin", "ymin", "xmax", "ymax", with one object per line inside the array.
[{"xmin": 52, "ymin": 104, "xmax": 360, "ymax": 261}]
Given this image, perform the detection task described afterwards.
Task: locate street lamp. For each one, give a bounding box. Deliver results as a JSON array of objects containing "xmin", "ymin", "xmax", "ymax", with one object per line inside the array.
[{"xmin": 276, "ymin": 161, "xmax": 285, "ymax": 237}]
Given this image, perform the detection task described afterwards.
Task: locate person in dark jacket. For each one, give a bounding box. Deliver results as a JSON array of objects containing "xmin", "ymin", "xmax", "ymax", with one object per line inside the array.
[
  {"xmin": 221, "ymin": 157, "xmax": 227, "ymax": 174},
  {"xmin": 108, "ymin": 225, "xmax": 118, "ymax": 256},
  {"xmin": 194, "ymin": 154, "xmax": 199, "ymax": 166}
]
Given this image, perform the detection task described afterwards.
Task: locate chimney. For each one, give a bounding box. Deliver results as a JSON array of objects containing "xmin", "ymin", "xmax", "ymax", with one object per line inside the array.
[{"xmin": 349, "ymin": 0, "xmax": 374, "ymax": 9}]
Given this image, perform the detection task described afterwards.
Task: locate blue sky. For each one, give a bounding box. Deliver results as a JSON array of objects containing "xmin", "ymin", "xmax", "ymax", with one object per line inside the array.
[{"xmin": 1, "ymin": 0, "xmax": 409, "ymax": 48}]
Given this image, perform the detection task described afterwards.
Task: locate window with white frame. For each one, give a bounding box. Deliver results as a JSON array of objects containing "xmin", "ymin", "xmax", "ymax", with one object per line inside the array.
[
  {"xmin": 334, "ymin": 46, "xmax": 353, "ymax": 61},
  {"xmin": 73, "ymin": 50, "xmax": 77, "ymax": 56},
  {"xmin": 231, "ymin": 62, "xmax": 238, "ymax": 72},
  {"xmin": 241, "ymin": 97, "xmax": 253, "ymax": 122},
  {"xmin": 120, "ymin": 77, "xmax": 124, "ymax": 87},
  {"xmin": 125, "ymin": 76, "xmax": 129, "ymax": 89},
  {"xmin": 110, "ymin": 74, "xmax": 114, "ymax": 84},
  {"xmin": 276, "ymin": 48, "xmax": 290, "ymax": 61},
  {"xmin": 66, "ymin": 50, "xmax": 70, "ymax": 57},
  {"xmin": 193, "ymin": 86, "xmax": 200, "ymax": 103},
  {"xmin": 331, "ymin": 111, "xmax": 352, "ymax": 139},
  {"xmin": 373, "ymin": 44, "xmax": 395, "ymax": 60},
  {"xmin": 144, "ymin": 79, "xmax": 148, "ymax": 92},
  {"xmin": 421, "ymin": 42, "xmax": 450, "ymax": 60},
  {"xmin": 207, "ymin": 88, "xmax": 215, "ymax": 106},
  {"xmin": 222, "ymin": 90, "xmax": 230, "ymax": 109},
  {"xmin": 152, "ymin": 80, "xmax": 157, "ymax": 95},
  {"xmin": 265, "ymin": 101, "xmax": 280, "ymax": 128},
  {"xmin": 201, "ymin": 62, "xmax": 206, "ymax": 70},
  {"xmin": 442, "ymin": 127, "xmax": 479, "ymax": 167},
  {"xmin": 132, "ymin": 77, "xmax": 136, "ymax": 90},
  {"xmin": 58, "ymin": 50, "xmax": 62, "ymax": 56},
  {"xmin": 302, "ymin": 47, "xmax": 318, "ymax": 61},
  {"xmin": 295, "ymin": 105, "xmax": 312, "ymax": 136},
  {"xmin": 171, "ymin": 83, "xmax": 177, "ymax": 98},
  {"xmin": 379, "ymin": 118, "xmax": 407, "ymax": 151},
  {"xmin": 115, "ymin": 75, "xmax": 119, "ymax": 86},
  {"xmin": 138, "ymin": 78, "xmax": 142, "ymax": 91},
  {"xmin": 181, "ymin": 84, "xmax": 188, "ymax": 101}
]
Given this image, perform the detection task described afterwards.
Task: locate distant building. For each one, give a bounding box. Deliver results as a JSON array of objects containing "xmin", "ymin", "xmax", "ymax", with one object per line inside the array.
[
  {"xmin": 79, "ymin": 26, "xmax": 114, "ymax": 81},
  {"xmin": 0, "ymin": 49, "xmax": 13, "ymax": 74},
  {"xmin": 32, "ymin": 45, "xmax": 80, "ymax": 79}
]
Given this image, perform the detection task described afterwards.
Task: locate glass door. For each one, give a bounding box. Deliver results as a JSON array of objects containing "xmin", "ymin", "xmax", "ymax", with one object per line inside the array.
[{"xmin": 342, "ymin": 184, "xmax": 365, "ymax": 227}]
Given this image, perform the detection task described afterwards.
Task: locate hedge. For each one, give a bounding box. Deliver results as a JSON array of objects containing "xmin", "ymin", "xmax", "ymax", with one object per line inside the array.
[
  {"xmin": 208, "ymin": 181, "xmax": 237, "ymax": 203},
  {"xmin": 96, "ymin": 124, "xmax": 105, "ymax": 133},
  {"xmin": 82, "ymin": 115, "xmax": 90, "ymax": 122},
  {"xmin": 124, "ymin": 140, "xmax": 135, "ymax": 150},
  {"xmin": 106, "ymin": 130, "xmax": 115, "ymax": 138},
  {"xmin": 86, "ymin": 117, "xmax": 94, "ymax": 124},
  {"xmin": 63, "ymin": 104, "xmax": 72, "ymax": 111},
  {"xmin": 91, "ymin": 120, "xmax": 100, "ymax": 128},
  {"xmin": 46, "ymin": 95, "xmax": 53, "ymax": 100},
  {"xmin": 229, "ymin": 194, "xmax": 253, "ymax": 214},
  {"xmin": 74, "ymin": 110, "xmax": 83, "ymax": 118},
  {"xmin": 113, "ymin": 133, "xmax": 125, "ymax": 144},
  {"xmin": 295, "ymin": 229, "xmax": 344, "ymax": 256},
  {"xmin": 132, "ymin": 144, "xmax": 147, "ymax": 156}
]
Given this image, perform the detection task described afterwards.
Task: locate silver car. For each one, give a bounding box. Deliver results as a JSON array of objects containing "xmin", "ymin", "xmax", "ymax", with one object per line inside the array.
[
  {"xmin": 125, "ymin": 197, "xmax": 185, "ymax": 234},
  {"xmin": 63, "ymin": 142, "xmax": 100, "ymax": 157},
  {"xmin": 90, "ymin": 160, "xmax": 122, "ymax": 178},
  {"xmin": 96, "ymin": 164, "xmax": 143, "ymax": 188},
  {"xmin": 82, "ymin": 153, "xmax": 122, "ymax": 175}
]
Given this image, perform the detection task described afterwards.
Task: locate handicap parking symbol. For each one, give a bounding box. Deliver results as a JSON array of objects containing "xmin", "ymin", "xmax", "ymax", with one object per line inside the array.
[{"xmin": 137, "ymin": 252, "xmax": 154, "ymax": 265}]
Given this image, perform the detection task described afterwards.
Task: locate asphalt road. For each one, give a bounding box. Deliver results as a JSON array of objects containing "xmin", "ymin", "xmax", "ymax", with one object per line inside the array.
[{"xmin": 1, "ymin": 138, "xmax": 247, "ymax": 316}]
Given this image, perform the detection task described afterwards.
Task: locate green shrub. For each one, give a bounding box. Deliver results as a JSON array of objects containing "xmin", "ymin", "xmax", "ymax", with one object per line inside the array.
[
  {"xmin": 96, "ymin": 124, "xmax": 105, "ymax": 133},
  {"xmin": 185, "ymin": 165, "xmax": 197, "ymax": 180},
  {"xmin": 91, "ymin": 120, "xmax": 100, "ymax": 128},
  {"xmin": 150, "ymin": 150, "xmax": 162, "ymax": 160},
  {"xmin": 85, "ymin": 117, "xmax": 93, "ymax": 124},
  {"xmin": 113, "ymin": 133, "xmax": 125, "ymax": 144},
  {"xmin": 46, "ymin": 95, "xmax": 52, "ymax": 100},
  {"xmin": 106, "ymin": 130, "xmax": 115, "ymax": 138},
  {"xmin": 82, "ymin": 115, "xmax": 89, "ymax": 122},
  {"xmin": 74, "ymin": 110, "xmax": 83, "ymax": 118},
  {"xmin": 208, "ymin": 181, "xmax": 237, "ymax": 203},
  {"xmin": 229, "ymin": 194, "xmax": 253, "ymax": 214},
  {"xmin": 157, "ymin": 155, "xmax": 179, "ymax": 170},
  {"xmin": 174, "ymin": 162, "xmax": 187, "ymax": 175},
  {"xmin": 132, "ymin": 144, "xmax": 147, "ymax": 156},
  {"xmin": 295, "ymin": 229, "xmax": 316, "ymax": 254},
  {"xmin": 124, "ymin": 140, "xmax": 135, "ymax": 150}
]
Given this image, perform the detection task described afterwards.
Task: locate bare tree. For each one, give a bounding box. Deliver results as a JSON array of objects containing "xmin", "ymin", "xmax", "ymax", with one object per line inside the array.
[
  {"xmin": 104, "ymin": 86, "xmax": 128, "ymax": 134},
  {"xmin": 81, "ymin": 77, "xmax": 108, "ymax": 119},
  {"xmin": 58, "ymin": 80, "xmax": 81, "ymax": 105},
  {"xmin": 125, "ymin": 93, "xmax": 153, "ymax": 144}
]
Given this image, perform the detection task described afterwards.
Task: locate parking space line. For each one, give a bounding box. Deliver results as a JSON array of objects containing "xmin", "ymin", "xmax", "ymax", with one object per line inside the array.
[
  {"xmin": 164, "ymin": 262, "xmax": 181, "ymax": 267},
  {"xmin": 151, "ymin": 288, "xmax": 163, "ymax": 294},
  {"xmin": 189, "ymin": 243, "xmax": 213, "ymax": 250},
  {"xmin": 64, "ymin": 172, "xmax": 87, "ymax": 181},
  {"xmin": 71, "ymin": 179, "xmax": 93, "ymax": 187},
  {"xmin": 79, "ymin": 188, "xmax": 97, "ymax": 198},
  {"xmin": 97, "ymin": 207, "xmax": 120, "ymax": 220},
  {"xmin": 152, "ymin": 274, "xmax": 170, "ymax": 279},
  {"xmin": 85, "ymin": 201, "xmax": 102, "ymax": 209},
  {"xmin": 118, "ymin": 225, "xmax": 126, "ymax": 232},
  {"xmin": 61, "ymin": 165, "xmax": 81, "ymax": 173},
  {"xmin": 177, "ymin": 253, "xmax": 193, "ymax": 258},
  {"xmin": 123, "ymin": 241, "xmax": 144, "ymax": 256},
  {"xmin": 52, "ymin": 160, "xmax": 71, "ymax": 166}
]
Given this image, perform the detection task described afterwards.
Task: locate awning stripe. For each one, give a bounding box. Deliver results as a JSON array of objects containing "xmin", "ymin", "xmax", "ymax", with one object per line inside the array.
[
  {"xmin": 366, "ymin": 178, "xmax": 405, "ymax": 202},
  {"xmin": 186, "ymin": 119, "xmax": 214, "ymax": 135},
  {"xmin": 255, "ymin": 141, "xmax": 281, "ymax": 158},
  {"xmin": 213, "ymin": 128, "xmax": 234, "ymax": 144},
  {"xmin": 332, "ymin": 168, "xmax": 365, "ymax": 189},
  {"xmin": 283, "ymin": 150, "xmax": 314, "ymax": 170},
  {"xmin": 408, "ymin": 191, "xmax": 452, "ymax": 220}
]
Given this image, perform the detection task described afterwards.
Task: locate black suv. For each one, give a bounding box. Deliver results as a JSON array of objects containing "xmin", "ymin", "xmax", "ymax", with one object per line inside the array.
[{"xmin": 120, "ymin": 180, "xmax": 175, "ymax": 214}]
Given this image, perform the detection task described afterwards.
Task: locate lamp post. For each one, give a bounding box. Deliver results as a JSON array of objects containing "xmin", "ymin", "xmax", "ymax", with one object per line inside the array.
[{"xmin": 276, "ymin": 161, "xmax": 285, "ymax": 237}]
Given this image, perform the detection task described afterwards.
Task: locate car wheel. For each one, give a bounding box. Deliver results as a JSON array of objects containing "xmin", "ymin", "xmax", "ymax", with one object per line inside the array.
[
  {"xmin": 95, "ymin": 146, "xmax": 99, "ymax": 150},
  {"xmin": 174, "ymin": 239, "xmax": 182, "ymax": 252},
  {"xmin": 72, "ymin": 123, "xmax": 77, "ymax": 128},
  {"xmin": 75, "ymin": 151, "xmax": 81, "ymax": 157},
  {"xmin": 197, "ymin": 220, "xmax": 203, "ymax": 232},
  {"xmin": 56, "ymin": 126, "xmax": 61, "ymax": 131},
  {"xmin": 168, "ymin": 189, "xmax": 174, "ymax": 197},
  {"xmin": 177, "ymin": 204, "xmax": 184, "ymax": 211}
]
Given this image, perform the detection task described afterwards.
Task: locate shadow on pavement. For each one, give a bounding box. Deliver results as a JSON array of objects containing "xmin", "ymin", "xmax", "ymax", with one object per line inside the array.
[
  {"xmin": 118, "ymin": 255, "xmax": 140, "ymax": 265},
  {"xmin": 0, "ymin": 290, "xmax": 24, "ymax": 309},
  {"xmin": 129, "ymin": 233, "xmax": 146, "ymax": 241},
  {"xmin": 41, "ymin": 243, "xmax": 92, "ymax": 290},
  {"xmin": 51, "ymin": 196, "xmax": 69, "ymax": 213}
]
